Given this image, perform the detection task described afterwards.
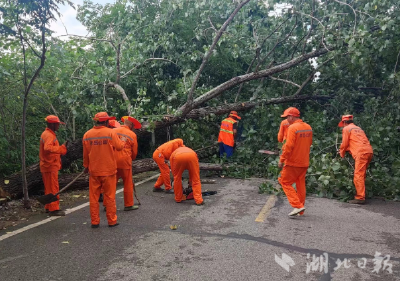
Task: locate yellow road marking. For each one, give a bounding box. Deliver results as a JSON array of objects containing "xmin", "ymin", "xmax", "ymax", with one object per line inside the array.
[{"xmin": 255, "ymin": 195, "xmax": 277, "ymax": 222}]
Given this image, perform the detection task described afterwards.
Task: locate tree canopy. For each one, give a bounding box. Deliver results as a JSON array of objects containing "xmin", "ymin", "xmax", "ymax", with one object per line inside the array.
[{"xmin": 1, "ymin": 0, "xmax": 399, "ymax": 201}]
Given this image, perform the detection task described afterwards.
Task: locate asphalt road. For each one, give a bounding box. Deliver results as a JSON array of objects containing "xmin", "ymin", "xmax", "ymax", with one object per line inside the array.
[{"xmin": 0, "ymin": 176, "xmax": 399, "ymax": 281}]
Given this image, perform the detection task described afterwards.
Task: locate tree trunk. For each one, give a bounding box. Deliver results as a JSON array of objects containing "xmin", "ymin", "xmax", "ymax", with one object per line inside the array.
[{"xmin": 1, "ymin": 144, "xmax": 219, "ymax": 198}]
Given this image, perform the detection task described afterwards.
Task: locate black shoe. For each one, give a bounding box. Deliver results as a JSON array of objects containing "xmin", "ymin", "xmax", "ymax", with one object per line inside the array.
[
  {"xmin": 153, "ymin": 188, "xmax": 164, "ymax": 192},
  {"xmin": 109, "ymin": 223, "xmax": 119, "ymax": 228},
  {"xmin": 196, "ymin": 201, "xmax": 205, "ymax": 206},
  {"xmin": 49, "ymin": 210, "xmax": 66, "ymax": 216},
  {"xmin": 45, "ymin": 209, "xmax": 49, "ymax": 213},
  {"xmin": 98, "ymin": 194, "xmax": 103, "ymax": 202},
  {"xmin": 164, "ymin": 189, "xmax": 174, "ymax": 194},
  {"xmin": 91, "ymin": 224, "xmax": 99, "ymax": 228}
]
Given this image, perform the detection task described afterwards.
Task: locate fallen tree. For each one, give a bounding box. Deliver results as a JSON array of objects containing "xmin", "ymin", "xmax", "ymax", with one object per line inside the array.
[
  {"xmin": 0, "ymin": 93, "xmax": 331, "ymax": 198},
  {"xmin": 2, "ymin": 161, "xmax": 224, "ymax": 198},
  {"xmin": 1, "ymin": 144, "xmax": 219, "ymax": 198}
]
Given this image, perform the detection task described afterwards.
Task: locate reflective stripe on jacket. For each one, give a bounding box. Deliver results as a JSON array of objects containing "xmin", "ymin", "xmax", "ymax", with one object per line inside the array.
[
  {"xmin": 217, "ymin": 117, "xmax": 236, "ymax": 147},
  {"xmin": 340, "ymin": 124, "xmax": 373, "ymax": 159},
  {"xmin": 83, "ymin": 126, "xmax": 125, "ymax": 176},
  {"xmin": 280, "ymin": 119, "xmax": 313, "ymax": 167},
  {"xmin": 39, "ymin": 128, "xmax": 67, "ymax": 172}
]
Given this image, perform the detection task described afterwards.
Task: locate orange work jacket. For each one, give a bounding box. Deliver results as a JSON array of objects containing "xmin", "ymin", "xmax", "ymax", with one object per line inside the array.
[
  {"xmin": 170, "ymin": 146, "xmax": 198, "ymax": 167},
  {"xmin": 113, "ymin": 125, "xmax": 138, "ymax": 169},
  {"xmin": 277, "ymin": 119, "xmax": 290, "ymax": 143},
  {"xmin": 83, "ymin": 126, "xmax": 125, "ymax": 176},
  {"xmin": 280, "ymin": 119, "xmax": 313, "ymax": 167},
  {"xmin": 217, "ymin": 117, "xmax": 237, "ymax": 147},
  {"xmin": 340, "ymin": 124, "xmax": 373, "ymax": 159},
  {"xmin": 156, "ymin": 138, "xmax": 184, "ymax": 160},
  {"xmin": 39, "ymin": 128, "xmax": 67, "ymax": 172}
]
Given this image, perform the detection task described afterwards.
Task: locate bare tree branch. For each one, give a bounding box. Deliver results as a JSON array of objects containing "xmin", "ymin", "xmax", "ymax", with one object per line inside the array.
[
  {"xmin": 255, "ymin": 17, "xmax": 298, "ymax": 72},
  {"xmin": 178, "ymin": 47, "xmax": 329, "ymax": 112},
  {"xmin": 183, "ymin": 0, "xmax": 252, "ymax": 116},
  {"xmin": 235, "ymin": 17, "xmax": 290, "ymax": 101},
  {"xmin": 270, "ymin": 76, "xmax": 301, "ymax": 88},
  {"xmin": 332, "ymin": 0, "xmax": 357, "ymax": 36},
  {"xmin": 394, "ymin": 48, "xmax": 400, "ymax": 74},
  {"xmin": 208, "ymin": 16, "xmax": 217, "ymax": 32},
  {"xmin": 116, "ymin": 43, "xmax": 121, "ymax": 84},
  {"xmin": 106, "ymin": 82, "xmax": 132, "ymax": 115},
  {"xmin": 294, "ymin": 56, "xmax": 334, "ymax": 96},
  {"xmin": 295, "ymin": 11, "xmax": 331, "ymax": 52},
  {"xmin": 302, "ymin": 0, "xmax": 315, "ymax": 54}
]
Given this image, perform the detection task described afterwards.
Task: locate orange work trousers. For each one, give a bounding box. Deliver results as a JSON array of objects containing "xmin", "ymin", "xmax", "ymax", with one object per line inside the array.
[
  {"xmin": 153, "ymin": 149, "xmax": 172, "ymax": 190},
  {"xmin": 89, "ymin": 174, "xmax": 117, "ymax": 226},
  {"xmin": 278, "ymin": 166, "xmax": 308, "ymax": 209},
  {"xmin": 42, "ymin": 171, "xmax": 60, "ymax": 212},
  {"xmin": 171, "ymin": 153, "xmax": 203, "ymax": 205},
  {"xmin": 353, "ymin": 153, "xmax": 373, "ymax": 200},
  {"xmin": 117, "ymin": 168, "xmax": 134, "ymax": 207}
]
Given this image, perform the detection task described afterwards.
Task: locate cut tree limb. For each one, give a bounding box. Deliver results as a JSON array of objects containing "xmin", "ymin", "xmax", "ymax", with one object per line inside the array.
[
  {"xmin": 179, "ymin": 47, "xmax": 329, "ymax": 113},
  {"xmin": 0, "ymin": 144, "xmax": 219, "ymax": 198}
]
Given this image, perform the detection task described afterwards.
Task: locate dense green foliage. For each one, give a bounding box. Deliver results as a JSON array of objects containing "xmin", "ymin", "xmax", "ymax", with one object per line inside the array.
[{"xmin": 1, "ymin": 0, "xmax": 399, "ymax": 200}]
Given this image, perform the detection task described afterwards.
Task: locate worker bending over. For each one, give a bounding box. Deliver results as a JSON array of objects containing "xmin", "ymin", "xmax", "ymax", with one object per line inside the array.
[
  {"xmin": 218, "ymin": 111, "xmax": 241, "ymax": 158},
  {"xmin": 83, "ymin": 112, "xmax": 126, "ymax": 228},
  {"xmin": 278, "ymin": 107, "xmax": 313, "ymax": 217},
  {"xmin": 39, "ymin": 115, "xmax": 68, "ymax": 216},
  {"xmin": 153, "ymin": 138, "xmax": 185, "ymax": 193},
  {"xmin": 338, "ymin": 115, "xmax": 373, "ymax": 204},
  {"xmin": 170, "ymin": 147, "xmax": 204, "ymax": 205},
  {"xmin": 114, "ymin": 116, "xmax": 141, "ymax": 211}
]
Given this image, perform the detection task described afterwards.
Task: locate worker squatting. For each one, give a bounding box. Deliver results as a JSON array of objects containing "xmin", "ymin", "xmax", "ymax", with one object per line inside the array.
[{"xmin": 39, "ymin": 108, "xmax": 373, "ymax": 226}]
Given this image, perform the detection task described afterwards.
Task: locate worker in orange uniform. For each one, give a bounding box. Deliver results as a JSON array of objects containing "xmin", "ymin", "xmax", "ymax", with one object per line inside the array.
[
  {"xmin": 83, "ymin": 112, "xmax": 126, "ymax": 228},
  {"xmin": 153, "ymin": 138, "xmax": 184, "ymax": 193},
  {"xmin": 98, "ymin": 119, "xmax": 121, "ymax": 203},
  {"xmin": 338, "ymin": 115, "xmax": 373, "ymax": 204},
  {"xmin": 170, "ymin": 147, "xmax": 204, "ymax": 205},
  {"xmin": 277, "ymin": 118, "xmax": 290, "ymax": 144},
  {"xmin": 39, "ymin": 115, "xmax": 68, "ymax": 216},
  {"xmin": 114, "ymin": 116, "xmax": 142, "ymax": 211},
  {"xmin": 278, "ymin": 107, "xmax": 313, "ymax": 217},
  {"xmin": 218, "ymin": 111, "xmax": 241, "ymax": 158}
]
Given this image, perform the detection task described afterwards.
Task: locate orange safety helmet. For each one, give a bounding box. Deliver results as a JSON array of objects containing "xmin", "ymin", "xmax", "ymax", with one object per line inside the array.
[
  {"xmin": 229, "ymin": 111, "xmax": 241, "ymax": 120},
  {"xmin": 93, "ymin": 112, "xmax": 116, "ymax": 122},
  {"xmin": 338, "ymin": 115, "xmax": 353, "ymax": 127},
  {"xmin": 121, "ymin": 116, "xmax": 142, "ymax": 129},
  {"xmin": 108, "ymin": 120, "xmax": 121, "ymax": 128},
  {"xmin": 281, "ymin": 107, "xmax": 300, "ymax": 118},
  {"xmin": 45, "ymin": 115, "xmax": 65, "ymax": 124}
]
